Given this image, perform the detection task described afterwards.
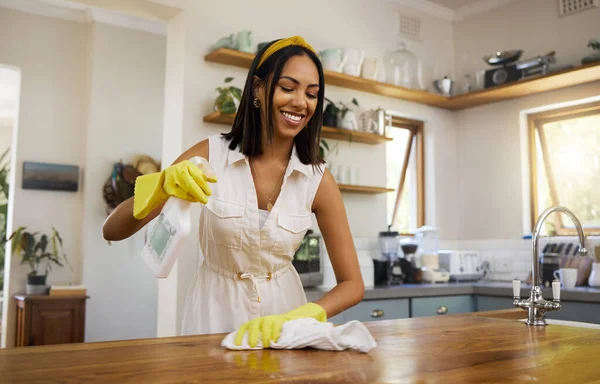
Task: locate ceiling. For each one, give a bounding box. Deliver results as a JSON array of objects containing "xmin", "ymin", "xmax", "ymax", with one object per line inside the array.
[{"xmin": 425, "ymin": 0, "xmax": 484, "ymax": 10}]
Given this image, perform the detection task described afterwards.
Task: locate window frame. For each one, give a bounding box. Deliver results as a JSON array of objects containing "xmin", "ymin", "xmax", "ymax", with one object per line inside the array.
[
  {"xmin": 387, "ymin": 115, "xmax": 425, "ymax": 235},
  {"xmin": 528, "ymin": 100, "xmax": 600, "ymax": 235}
]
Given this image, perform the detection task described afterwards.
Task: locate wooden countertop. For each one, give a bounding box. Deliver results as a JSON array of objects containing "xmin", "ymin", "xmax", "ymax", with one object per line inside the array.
[{"xmin": 1, "ymin": 309, "xmax": 599, "ymax": 383}]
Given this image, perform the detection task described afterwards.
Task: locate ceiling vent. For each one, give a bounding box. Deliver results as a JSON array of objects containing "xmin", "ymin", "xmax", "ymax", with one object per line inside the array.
[
  {"xmin": 398, "ymin": 13, "xmax": 421, "ymax": 42},
  {"xmin": 559, "ymin": 0, "xmax": 599, "ymax": 17}
]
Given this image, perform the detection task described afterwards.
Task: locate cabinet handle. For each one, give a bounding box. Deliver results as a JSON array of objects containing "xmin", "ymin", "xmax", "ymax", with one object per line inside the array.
[
  {"xmin": 371, "ymin": 309, "xmax": 384, "ymax": 318},
  {"xmin": 436, "ymin": 306, "xmax": 448, "ymax": 315}
]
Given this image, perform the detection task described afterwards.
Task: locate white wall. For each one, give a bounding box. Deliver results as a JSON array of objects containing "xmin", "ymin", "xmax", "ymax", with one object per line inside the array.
[
  {"xmin": 453, "ymin": 0, "xmax": 600, "ymax": 241},
  {"xmin": 0, "ymin": 7, "xmax": 166, "ymax": 346},
  {"xmin": 453, "ymin": 0, "xmax": 600, "ymax": 84},
  {"xmin": 81, "ymin": 22, "xmax": 165, "ymax": 343},
  {"xmin": 0, "ymin": 7, "xmax": 87, "ymax": 348},
  {"xmin": 154, "ymin": 0, "xmax": 459, "ymax": 336}
]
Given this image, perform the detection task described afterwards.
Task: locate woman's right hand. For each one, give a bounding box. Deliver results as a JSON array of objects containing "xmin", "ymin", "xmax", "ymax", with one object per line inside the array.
[{"xmin": 133, "ymin": 156, "xmax": 217, "ymax": 220}]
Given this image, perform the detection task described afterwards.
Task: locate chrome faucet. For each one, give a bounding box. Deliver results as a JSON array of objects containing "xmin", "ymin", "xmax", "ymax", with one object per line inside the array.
[{"xmin": 513, "ymin": 206, "xmax": 588, "ymax": 325}]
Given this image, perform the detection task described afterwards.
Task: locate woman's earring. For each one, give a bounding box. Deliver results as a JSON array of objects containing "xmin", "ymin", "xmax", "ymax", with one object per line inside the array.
[{"xmin": 253, "ymin": 97, "xmax": 261, "ymax": 108}]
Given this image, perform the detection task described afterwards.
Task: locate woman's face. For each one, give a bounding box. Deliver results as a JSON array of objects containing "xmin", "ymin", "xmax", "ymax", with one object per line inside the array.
[{"xmin": 256, "ymin": 54, "xmax": 320, "ymax": 141}]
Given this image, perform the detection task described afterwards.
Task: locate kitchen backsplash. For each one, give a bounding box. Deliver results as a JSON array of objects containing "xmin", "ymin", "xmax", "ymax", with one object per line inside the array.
[{"xmin": 353, "ymin": 236, "xmax": 600, "ymax": 283}]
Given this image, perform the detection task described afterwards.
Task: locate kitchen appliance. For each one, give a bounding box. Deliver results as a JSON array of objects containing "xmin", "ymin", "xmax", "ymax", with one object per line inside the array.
[
  {"xmin": 378, "ymin": 226, "xmax": 404, "ymax": 285},
  {"xmin": 540, "ymin": 247, "xmax": 561, "ymax": 288},
  {"xmin": 420, "ymin": 254, "xmax": 450, "ymax": 283},
  {"xmin": 292, "ymin": 230, "xmax": 323, "ymax": 287},
  {"xmin": 483, "ymin": 50, "xmax": 572, "ymax": 88},
  {"xmin": 482, "ymin": 49, "xmax": 523, "ymax": 88},
  {"xmin": 438, "ymin": 250, "xmax": 486, "ymax": 282},
  {"xmin": 516, "ymin": 51, "xmax": 556, "ymax": 78},
  {"xmin": 415, "ymin": 226, "xmax": 449, "ymax": 283},
  {"xmin": 400, "ymin": 241, "xmax": 421, "ymax": 283}
]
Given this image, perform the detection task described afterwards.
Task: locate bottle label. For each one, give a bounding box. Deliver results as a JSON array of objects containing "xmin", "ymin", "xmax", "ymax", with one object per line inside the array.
[{"xmin": 147, "ymin": 213, "xmax": 177, "ymax": 263}]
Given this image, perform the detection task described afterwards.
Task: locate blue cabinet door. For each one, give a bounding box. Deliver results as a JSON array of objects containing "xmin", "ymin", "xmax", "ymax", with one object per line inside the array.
[
  {"xmin": 545, "ymin": 301, "xmax": 600, "ymax": 324},
  {"xmin": 475, "ymin": 295, "xmax": 514, "ymax": 312},
  {"xmin": 411, "ymin": 295, "xmax": 475, "ymax": 317},
  {"xmin": 343, "ymin": 299, "xmax": 410, "ymax": 323}
]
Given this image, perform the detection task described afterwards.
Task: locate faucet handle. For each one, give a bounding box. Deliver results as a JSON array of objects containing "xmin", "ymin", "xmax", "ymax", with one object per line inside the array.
[
  {"xmin": 513, "ymin": 279, "xmax": 521, "ymax": 298},
  {"xmin": 552, "ymin": 279, "xmax": 561, "ymax": 301}
]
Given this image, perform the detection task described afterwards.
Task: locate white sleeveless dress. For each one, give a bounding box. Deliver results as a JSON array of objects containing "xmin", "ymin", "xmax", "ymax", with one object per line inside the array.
[{"xmin": 181, "ymin": 134, "xmax": 325, "ymax": 335}]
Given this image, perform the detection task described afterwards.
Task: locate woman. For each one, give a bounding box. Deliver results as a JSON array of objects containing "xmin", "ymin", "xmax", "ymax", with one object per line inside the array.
[{"xmin": 102, "ymin": 36, "xmax": 364, "ymax": 348}]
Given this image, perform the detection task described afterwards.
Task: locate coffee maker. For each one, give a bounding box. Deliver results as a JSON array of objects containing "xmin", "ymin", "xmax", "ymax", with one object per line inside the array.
[{"xmin": 399, "ymin": 239, "xmax": 421, "ymax": 284}]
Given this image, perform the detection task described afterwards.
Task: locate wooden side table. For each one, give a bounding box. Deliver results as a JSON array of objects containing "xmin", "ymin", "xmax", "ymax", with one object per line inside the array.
[{"xmin": 14, "ymin": 294, "xmax": 88, "ymax": 347}]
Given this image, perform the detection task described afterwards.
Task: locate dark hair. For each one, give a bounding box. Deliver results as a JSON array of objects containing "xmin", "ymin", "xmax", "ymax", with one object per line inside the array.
[{"xmin": 221, "ymin": 39, "xmax": 325, "ymax": 166}]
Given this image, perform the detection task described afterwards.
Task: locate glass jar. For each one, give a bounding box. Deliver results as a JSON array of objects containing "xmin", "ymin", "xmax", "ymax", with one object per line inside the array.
[{"xmin": 386, "ymin": 42, "xmax": 418, "ymax": 89}]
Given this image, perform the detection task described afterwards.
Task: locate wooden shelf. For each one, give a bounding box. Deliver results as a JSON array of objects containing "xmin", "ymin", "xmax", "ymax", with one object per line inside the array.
[
  {"xmin": 204, "ymin": 48, "xmax": 448, "ymax": 108},
  {"xmin": 203, "ymin": 111, "xmax": 392, "ymax": 145},
  {"xmin": 443, "ymin": 61, "xmax": 600, "ymax": 110},
  {"xmin": 337, "ymin": 184, "xmax": 394, "ymax": 194},
  {"xmin": 204, "ymin": 48, "xmax": 600, "ymax": 111}
]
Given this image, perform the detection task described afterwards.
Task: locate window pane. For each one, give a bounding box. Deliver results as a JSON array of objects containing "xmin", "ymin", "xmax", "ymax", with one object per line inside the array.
[
  {"xmin": 538, "ymin": 113, "xmax": 600, "ymax": 229},
  {"xmin": 386, "ymin": 127, "xmax": 415, "ymax": 233}
]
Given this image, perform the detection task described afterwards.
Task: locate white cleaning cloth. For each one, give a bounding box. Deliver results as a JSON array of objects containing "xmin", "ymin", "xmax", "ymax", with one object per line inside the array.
[{"xmin": 221, "ymin": 318, "xmax": 377, "ymax": 353}]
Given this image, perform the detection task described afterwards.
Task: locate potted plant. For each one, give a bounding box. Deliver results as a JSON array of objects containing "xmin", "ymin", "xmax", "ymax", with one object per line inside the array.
[
  {"xmin": 323, "ymin": 97, "xmax": 340, "ymax": 127},
  {"xmin": 7, "ymin": 226, "xmax": 72, "ymax": 295},
  {"xmin": 213, "ymin": 77, "xmax": 242, "ymax": 115}
]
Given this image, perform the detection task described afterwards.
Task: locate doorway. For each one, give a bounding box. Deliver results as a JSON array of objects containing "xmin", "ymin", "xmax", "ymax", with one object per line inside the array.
[{"xmin": 0, "ymin": 64, "xmax": 20, "ymax": 346}]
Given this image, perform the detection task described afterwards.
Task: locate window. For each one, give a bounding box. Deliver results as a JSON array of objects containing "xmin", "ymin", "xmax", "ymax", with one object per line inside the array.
[
  {"xmin": 528, "ymin": 101, "xmax": 600, "ymax": 235},
  {"xmin": 385, "ymin": 112, "xmax": 424, "ymax": 234}
]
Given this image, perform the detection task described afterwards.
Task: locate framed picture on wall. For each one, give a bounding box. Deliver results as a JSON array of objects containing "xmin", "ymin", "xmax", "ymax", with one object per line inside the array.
[{"xmin": 22, "ymin": 161, "xmax": 79, "ymax": 192}]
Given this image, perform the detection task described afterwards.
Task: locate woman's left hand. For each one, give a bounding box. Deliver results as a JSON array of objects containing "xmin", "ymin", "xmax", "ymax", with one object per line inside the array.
[{"xmin": 234, "ymin": 302, "xmax": 326, "ymax": 348}]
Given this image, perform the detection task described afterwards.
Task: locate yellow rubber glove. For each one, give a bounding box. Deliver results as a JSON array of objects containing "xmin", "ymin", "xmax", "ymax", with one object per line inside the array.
[
  {"xmin": 234, "ymin": 302, "xmax": 327, "ymax": 348},
  {"xmin": 133, "ymin": 156, "xmax": 217, "ymax": 220}
]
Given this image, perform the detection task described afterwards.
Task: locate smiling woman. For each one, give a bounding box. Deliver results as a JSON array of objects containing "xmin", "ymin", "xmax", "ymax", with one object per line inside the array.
[{"xmin": 102, "ymin": 36, "xmax": 364, "ymax": 350}]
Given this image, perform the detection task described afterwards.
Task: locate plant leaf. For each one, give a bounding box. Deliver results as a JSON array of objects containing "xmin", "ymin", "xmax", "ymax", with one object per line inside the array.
[
  {"xmin": 224, "ymin": 77, "xmax": 234, "ymax": 83},
  {"xmin": 352, "ymin": 98, "xmax": 359, "ymax": 107}
]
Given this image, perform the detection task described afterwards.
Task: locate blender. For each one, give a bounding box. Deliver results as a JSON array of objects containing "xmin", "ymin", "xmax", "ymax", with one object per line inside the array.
[
  {"xmin": 377, "ymin": 225, "xmax": 404, "ymax": 285},
  {"xmin": 415, "ymin": 226, "xmax": 449, "ymax": 283}
]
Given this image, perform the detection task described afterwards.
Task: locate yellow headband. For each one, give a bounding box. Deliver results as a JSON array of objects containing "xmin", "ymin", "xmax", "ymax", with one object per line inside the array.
[{"xmin": 257, "ymin": 36, "xmax": 317, "ymax": 68}]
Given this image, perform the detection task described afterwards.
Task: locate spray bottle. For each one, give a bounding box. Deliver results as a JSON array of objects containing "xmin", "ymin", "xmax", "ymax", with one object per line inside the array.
[{"xmin": 140, "ymin": 156, "xmax": 211, "ymax": 278}]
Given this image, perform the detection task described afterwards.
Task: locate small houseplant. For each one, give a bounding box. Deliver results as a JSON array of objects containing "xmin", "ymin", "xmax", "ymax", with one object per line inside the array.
[
  {"xmin": 7, "ymin": 226, "xmax": 72, "ymax": 294},
  {"xmin": 213, "ymin": 77, "xmax": 242, "ymax": 115},
  {"xmin": 323, "ymin": 97, "xmax": 360, "ymax": 130}
]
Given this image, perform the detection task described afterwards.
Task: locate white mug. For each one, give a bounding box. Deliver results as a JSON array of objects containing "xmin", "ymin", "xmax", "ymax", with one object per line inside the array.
[
  {"xmin": 554, "ymin": 268, "xmax": 577, "ymax": 290},
  {"xmin": 343, "ymin": 48, "xmax": 365, "ymax": 77},
  {"xmin": 361, "ymin": 58, "xmax": 379, "ymax": 80},
  {"xmin": 337, "ymin": 165, "xmax": 349, "ymax": 184}
]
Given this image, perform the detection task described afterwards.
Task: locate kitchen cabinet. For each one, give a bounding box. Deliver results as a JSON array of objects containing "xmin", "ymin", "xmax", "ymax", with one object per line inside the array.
[
  {"xmin": 474, "ymin": 295, "xmax": 600, "ymax": 324},
  {"xmin": 411, "ymin": 295, "xmax": 475, "ymax": 317},
  {"xmin": 342, "ymin": 298, "xmax": 410, "ymax": 323},
  {"xmin": 474, "ymin": 295, "xmax": 514, "ymax": 312},
  {"xmin": 545, "ymin": 301, "xmax": 600, "ymax": 324},
  {"xmin": 14, "ymin": 294, "xmax": 87, "ymax": 347}
]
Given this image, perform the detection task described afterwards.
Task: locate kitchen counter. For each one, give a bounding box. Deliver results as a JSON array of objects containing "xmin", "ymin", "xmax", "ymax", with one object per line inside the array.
[
  {"xmin": 305, "ymin": 281, "xmax": 600, "ymax": 303},
  {"xmin": 2, "ymin": 309, "xmax": 600, "ymax": 383}
]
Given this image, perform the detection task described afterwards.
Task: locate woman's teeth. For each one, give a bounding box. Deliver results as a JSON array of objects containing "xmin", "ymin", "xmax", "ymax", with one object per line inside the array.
[{"xmin": 282, "ymin": 111, "xmax": 302, "ymax": 122}]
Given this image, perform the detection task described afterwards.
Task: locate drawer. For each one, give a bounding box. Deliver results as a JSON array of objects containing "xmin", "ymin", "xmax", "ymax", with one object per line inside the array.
[
  {"xmin": 343, "ymin": 299, "xmax": 410, "ymax": 323},
  {"xmin": 411, "ymin": 295, "xmax": 474, "ymax": 318}
]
